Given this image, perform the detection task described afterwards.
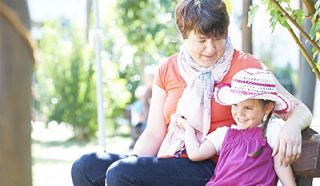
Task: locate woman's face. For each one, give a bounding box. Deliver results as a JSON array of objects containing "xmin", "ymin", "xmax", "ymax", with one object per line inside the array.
[
  {"xmin": 231, "ymin": 99, "xmax": 274, "ymax": 130},
  {"xmin": 183, "ymin": 30, "xmax": 226, "ymax": 67}
]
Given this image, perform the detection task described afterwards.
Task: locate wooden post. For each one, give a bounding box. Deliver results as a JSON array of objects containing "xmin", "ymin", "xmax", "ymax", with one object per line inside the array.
[
  {"xmin": 241, "ymin": 0, "xmax": 252, "ymax": 54},
  {"xmin": 0, "ymin": 1, "xmax": 33, "ymax": 186}
]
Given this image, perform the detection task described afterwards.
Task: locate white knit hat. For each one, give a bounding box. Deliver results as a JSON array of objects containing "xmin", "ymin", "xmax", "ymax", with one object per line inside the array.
[{"xmin": 214, "ymin": 68, "xmax": 289, "ymax": 113}]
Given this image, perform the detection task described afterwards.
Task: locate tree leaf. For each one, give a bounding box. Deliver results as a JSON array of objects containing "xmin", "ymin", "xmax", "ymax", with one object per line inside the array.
[
  {"xmin": 293, "ymin": 9, "xmax": 304, "ymax": 25},
  {"xmin": 224, "ymin": 0, "xmax": 233, "ymax": 15},
  {"xmin": 310, "ymin": 22, "xmax": 320, "ymax": 40},
  {"xmin": 312, "ymin": 47, "xmax": 319, "ymax": 60},
  {"xmin": 248, "ymin": 4, "xmax": 259, "ymax": 27}
]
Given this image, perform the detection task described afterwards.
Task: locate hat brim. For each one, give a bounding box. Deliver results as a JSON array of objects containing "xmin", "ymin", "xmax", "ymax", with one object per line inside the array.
[{"xmin": 214, "ymin": 84, "xmax": 289, "ymax": 113}]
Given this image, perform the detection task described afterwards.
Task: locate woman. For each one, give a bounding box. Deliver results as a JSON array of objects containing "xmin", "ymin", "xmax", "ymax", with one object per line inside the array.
[{"xmin": 71, "ymin": 0, "xmax": 312, "ymax": 185}]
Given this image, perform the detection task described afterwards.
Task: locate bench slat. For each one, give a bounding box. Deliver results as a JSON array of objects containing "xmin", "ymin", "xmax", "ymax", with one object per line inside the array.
[
  {"xmin": 292, "ymin": 127, "xmax": 320, "ymax": 186},
  {"xmin": 293, "ymin": 128, "xmax": 320, "ymax": 177}
]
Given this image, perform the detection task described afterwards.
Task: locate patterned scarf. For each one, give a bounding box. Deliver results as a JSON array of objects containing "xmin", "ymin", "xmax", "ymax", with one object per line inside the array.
[{"xmin": 157, "ymin": 37, "xmax": 234, "ymax": 157}]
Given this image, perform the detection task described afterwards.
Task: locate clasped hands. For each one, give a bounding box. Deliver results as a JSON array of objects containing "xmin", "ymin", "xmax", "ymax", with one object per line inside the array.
[{"xmin": 176, "ymin": 115, "xmax": 192, "ymax": 131}]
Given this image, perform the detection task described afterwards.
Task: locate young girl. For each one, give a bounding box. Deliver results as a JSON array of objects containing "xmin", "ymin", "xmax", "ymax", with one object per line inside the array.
[{"xmin": 178, "ymin": 68, "xmax": 296, "ymax": 186}]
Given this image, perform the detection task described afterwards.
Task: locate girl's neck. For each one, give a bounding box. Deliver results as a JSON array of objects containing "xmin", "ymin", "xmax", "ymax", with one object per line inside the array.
[{"xmin": 237, "ymin": 122, "xmax": 263, "ymax": 130}]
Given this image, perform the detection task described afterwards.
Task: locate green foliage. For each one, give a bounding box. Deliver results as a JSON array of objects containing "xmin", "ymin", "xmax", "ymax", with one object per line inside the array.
[
  {"xmin": 102, "ymin": 61, "xmax": 132, "ymax": 131},
  {"xmin": 249, "ymin": 0, "xmax": 320, "ymax": 79},
  {"xmin": 115, "ymin": 0, "xmax": 179, "ymax": 95},
  {"xmin": 249, "ymin": 1, "xmax": 317, "ymax": 41},
  {"xmin": 35, "ymin": 19, "xmax": 131, "ymax": 140},
  {"xmin": 312, "ymin": 47, "xmax": 319, "ymax": 59},
  {"xmin": 116, "ymin": 0, "xmax": 178, "ymax": 55},
  {"xmin": 293, "ymin": 9, "xmax": 304, "ymax": 25},
  {"xmin": 36, "ymin": 20, "xmax": 97, "ymax": 140},
  {"xmin": 224, "ymin": 0, "xmax": 233, "ymax": 14},
  {"xmin": 310, "ymin": 18, "xmax": 320, "ymax": 41},
  {"xmin": 248, "ymin": 4, "xmax": 259, "ymax": 26}
]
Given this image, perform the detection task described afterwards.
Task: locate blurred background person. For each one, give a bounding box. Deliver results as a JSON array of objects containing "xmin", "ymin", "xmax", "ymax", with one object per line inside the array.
[{"xmin": 129, "ymin": 85, "xmax": 148, "ymax": 150}]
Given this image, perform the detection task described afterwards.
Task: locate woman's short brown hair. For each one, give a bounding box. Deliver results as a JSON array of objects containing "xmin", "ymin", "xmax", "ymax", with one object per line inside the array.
[{"xmin": 175, "ymin": 0, "xmax": 229, "ymax": 39}]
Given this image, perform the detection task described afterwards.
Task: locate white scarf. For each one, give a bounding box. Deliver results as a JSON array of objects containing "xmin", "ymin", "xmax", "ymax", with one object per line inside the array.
[{"xmin": 157, "ymin": 37, "xmax": 234, "ymax": 157}]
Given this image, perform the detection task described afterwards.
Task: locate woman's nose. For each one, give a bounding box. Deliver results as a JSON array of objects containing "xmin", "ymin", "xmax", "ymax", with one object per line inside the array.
[{"xmin": 205, "ymin": 40, "xmax": 215, "ymax": 53}]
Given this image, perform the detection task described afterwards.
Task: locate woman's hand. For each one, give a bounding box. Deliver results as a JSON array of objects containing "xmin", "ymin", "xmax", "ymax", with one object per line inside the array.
[
  {"xmin": 271, "ymin": 79, "xmax": 312, "ymax": 166},
  {"xmin": 272, "ymin": 123, "xmax": 302, "ymax": 167}
]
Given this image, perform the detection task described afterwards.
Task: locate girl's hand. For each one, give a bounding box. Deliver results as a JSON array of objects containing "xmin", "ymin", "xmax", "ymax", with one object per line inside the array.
[
  {"xmin": 177, "ymin": 115, "xmax": 194, "ymax": 132},
  {"xmin": 176, "ymin": 115, "xmax": 188, "ymax": 130},
  {"xmin": 272, "ymin": 123, "xmax": 302, "ymax": 167}
]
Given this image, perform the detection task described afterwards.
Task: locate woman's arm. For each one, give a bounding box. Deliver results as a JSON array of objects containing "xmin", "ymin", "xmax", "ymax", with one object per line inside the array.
[
  {"xmin": 272, "ymin": 76, "xmax": 313, "ymax": 166},
  {"xmin": 131, "ymin": 84, "xmax": 167, "ymax": 156},
  {"xmin": 273, "ymin": 103, "xmax": 312, "ymax": 166},
  {"xmin": 177, "ymin": 117, "xmax": 217, "ymax": 161},
  {"xmin": 273, "ymin": 154, "xmax": 296, "ymax": 186}
]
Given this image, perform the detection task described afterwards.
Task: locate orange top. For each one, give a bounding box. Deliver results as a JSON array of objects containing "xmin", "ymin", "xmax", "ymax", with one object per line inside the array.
[{"xmin": 155, "ymin": 49, "xmax": 263, "ymax": 133}]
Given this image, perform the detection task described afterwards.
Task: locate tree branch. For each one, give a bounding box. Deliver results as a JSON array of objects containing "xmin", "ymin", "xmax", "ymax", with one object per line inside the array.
[
  {"xmin": 286, "ymin": 27, "xmax": 320, "ymax": 80},
  {"xmin": 270, "ymin": 0, "xmax": 320, "ymax": 52},
  {"xmin": 302, "ymin": 0, "xmax": 316, "ymax": 15},
  {"xmin": 302, "ymin": 0, "xmax": 318, "ymax": 24}
]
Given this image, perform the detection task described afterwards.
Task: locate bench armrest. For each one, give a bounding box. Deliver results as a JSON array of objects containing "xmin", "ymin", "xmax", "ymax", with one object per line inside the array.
[{"xmin": 292, "ymin": 127, "xmax": 320, "ymax": 177}]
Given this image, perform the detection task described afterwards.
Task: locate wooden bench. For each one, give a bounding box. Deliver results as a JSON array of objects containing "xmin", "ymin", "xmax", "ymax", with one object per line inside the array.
[{"xmin": 293, "ymin": 127, "xmax": 320, "ymax": 186}]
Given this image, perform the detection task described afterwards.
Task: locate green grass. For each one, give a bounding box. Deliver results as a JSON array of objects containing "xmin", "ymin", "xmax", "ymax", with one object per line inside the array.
[{"xmin": 32, "ymin": 121, "xmax": 131, "ymax": 186}]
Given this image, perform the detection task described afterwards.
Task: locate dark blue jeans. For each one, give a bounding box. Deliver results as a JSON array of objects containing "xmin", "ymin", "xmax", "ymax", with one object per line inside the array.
[{"xmin": 71, "ymin": 152, "xmax": 215, "ymax": 186}]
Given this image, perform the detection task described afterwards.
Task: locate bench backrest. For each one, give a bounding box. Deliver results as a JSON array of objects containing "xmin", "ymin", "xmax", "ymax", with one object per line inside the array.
[{"xmin": 293, "ymin": 127, "xmax": 320, "ymax": 185}]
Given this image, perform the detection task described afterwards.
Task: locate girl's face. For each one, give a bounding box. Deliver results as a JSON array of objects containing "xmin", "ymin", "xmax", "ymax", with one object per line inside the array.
[
  {"xmin": 231, "ymin": 99, "xmax": 274, "ymax": 130},
  {"xmin": 183, "ymin": 30, "xmax": 226, "ymax": 67}
]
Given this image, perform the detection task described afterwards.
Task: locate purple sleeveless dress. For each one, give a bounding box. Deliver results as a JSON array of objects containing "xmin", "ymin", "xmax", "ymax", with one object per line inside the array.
[{"xmin": 206, "ymin": 127, "xmax": 277, "ymax": 186}]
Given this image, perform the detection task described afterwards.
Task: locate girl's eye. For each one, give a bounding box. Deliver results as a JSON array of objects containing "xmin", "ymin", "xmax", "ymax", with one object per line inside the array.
[
  {"xmin": 245, "ymin": 107, "xmax": 253, "ymax": 110},
  {"xmin": 197, "ymin": 40, "xmax": 205, "ymax": 43}
]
